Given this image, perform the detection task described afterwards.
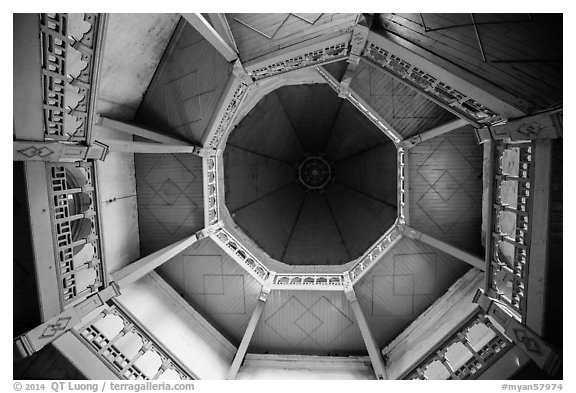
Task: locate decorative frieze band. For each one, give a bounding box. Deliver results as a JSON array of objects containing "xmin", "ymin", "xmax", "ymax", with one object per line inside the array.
[
  {"xmin": 349, "ymin": 224, "xmax": 402, "ymax": 283},
  {"xmin": 40, "ymin": 13, "xmax": 105, "ymax": 142},
  {"xmin": 211, "ymin": 226, "xmax": 271, "ymax": 283},
  {"xmin": 272, "ymin": 273, "xmax": 345, "ymax": 291},
  {"xmin": 206, "ymin": 81, "xmax": 250, "ymax": 150},
  {"xmin": 249, "ymin": 41, "xmax": 349, "ymax": 81}
]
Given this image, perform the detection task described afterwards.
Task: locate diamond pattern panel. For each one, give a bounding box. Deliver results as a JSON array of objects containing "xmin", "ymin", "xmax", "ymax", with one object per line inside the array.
[
  {"xmin": 355, "ymin": 237, "xmax": 470, "ymax": 348},
  {"xmin": 135, "ymin": 153, "xmax": 204, "ymax": 257},
  {"xmin": 157, "ymin": 238, "xmax": 262, "ymax": 345},
  {"xmin": 409, "ymin": 127, "xmax": 484, "ymax": 254},
  {"xmin": 251, "ymin": 291, "xmax": 366, "ymax": 355}
]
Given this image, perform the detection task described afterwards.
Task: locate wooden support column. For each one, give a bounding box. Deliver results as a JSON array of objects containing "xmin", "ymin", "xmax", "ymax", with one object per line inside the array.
[
  {"xmin": 227, "ymin": 277, "xmax": 273, "ymax": 379},
  {"xmin": 344, "ymin": 276, "xmax": 387, "ymax": 380},
  {"xmin": 111, "ymin": 229, "xmax": 210, "ymax": 288},
  {"xmin": 95, "ymin": 115, "xmax": 193, "ymax": 146},
  {"xmin": 181, "ymin": 13, "xmax": 238, "ymax": 62},
  {"xmin": 14, "ymin": 283, "xmax": 121, "ymax": 359},
  {"xmin": 14, "ymin": 140, "xmax": 108, "ymax": 162},
  {"xmin": 401, "ymin": 119, "xmax": 469, "ymax": 149},
  {"xmin": 474, "ymin": 290, "xmax": 562, "ymax": 376},
  {"xmin": 400, "ymin": 225, "xmax": 485, "ymax": 271}
]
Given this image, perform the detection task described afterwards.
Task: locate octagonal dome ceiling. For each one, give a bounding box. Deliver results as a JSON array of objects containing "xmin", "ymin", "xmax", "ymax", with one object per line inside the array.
[{"xmin": 224, "ymin": 84, "xmax": 397, "ymax": 265}]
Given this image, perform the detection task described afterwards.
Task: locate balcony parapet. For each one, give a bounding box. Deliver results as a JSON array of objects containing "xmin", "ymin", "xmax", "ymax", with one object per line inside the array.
[
  {"xmin": 75, "ymin": 301, "xmax": 196, "ymax": 380},
  {"xmin": 46, "ymin": 160, "xmax": 107, "ymax": 308}
]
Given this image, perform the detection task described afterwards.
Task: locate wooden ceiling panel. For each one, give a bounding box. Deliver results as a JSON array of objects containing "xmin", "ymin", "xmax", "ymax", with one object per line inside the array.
[
  {"xmin": 227, "ymin": 13, "xmax": 357, "ymax": 62},
  {"xmin": 224, "ymin": 145, "xmax": 295, "ymax": 213},
  {"xmin": 228, "ymin": 92, "xmax": 306, "ymax": 163},
  {"xmin": 249, "ymin": 290, "xmax": 367, "ymax": 356},
  {"xmin": 134, "ymin": 153, "xmax": 204, "ymax": 257},
  {"xmin": 157, "ymin": 237, "xmax": 262, "ymax": 346},
  {"xmin": 325, "ymin": 183, "xmax": 397, "ymax": 259},
  {"xmin": 135, "ymin": 20, "xmax": 232, "ymax": 144},
  {"xmin": 354, "ymin": 237, "xmax": 471, "ymax": 348},
  {"xmin": 275, "ymin": 84, "xmax": 343, "ymax": 154},
  {"xmin": 324, "ymin": 100, "xmax": 392, "ymax": 161},
  {"xmin": 231, "ymin": 183, "xmax": 306, "ymax": 261},
  {"xmin": 350, "ymin": 60, "xmax": 457, "ymax": 139},
  {"xmin": 408, "ymin": 126, "xmax": 484, "ymax": 255},
  {"xmin": 375, "ymin": 13, "xmax": 562, "ymax": 112},
  {"xmin": 282, "ymin": 193, "xmax": 350, "ymax": 265},
  {"xmin": 334, "ymin": 143, "xmax": 398, "ymax": 207}
]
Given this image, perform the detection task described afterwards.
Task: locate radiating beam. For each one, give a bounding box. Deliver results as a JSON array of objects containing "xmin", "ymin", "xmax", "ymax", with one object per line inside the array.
[
  {"xmin": 111, "ymin": 231, "xmax": 204, "ymax": 288},
  {"xmin": 401, "ymin": 119, "xmax": 469, "ymax": 148},
  {"xmin": 181, "ymin": 13, "xmax": 238, "ymax": 62},
  {"xmin": 95, "ymin": 115, "xmax": 192, "ymax": 146},
  {"xmin": 101, "ymin": 140, "xmax": 203, "ymax": 155},
  {"xmin": 400, "ymin": 225, "xmax": 485, "ymax": 271},
  {"xmin": 344, "ymin": 277, "xmax": 387, "ymax": 379},
  {"xmin": 339, "ymin": 14, "xmax": 372, "ymax": 97},
  {"xmin": 206, "ymin": 13, "xmax": 238, "ymax": 54},
  {"xmin": 227, "ymin": 281, "xmax": 272, "ymax": 379}
]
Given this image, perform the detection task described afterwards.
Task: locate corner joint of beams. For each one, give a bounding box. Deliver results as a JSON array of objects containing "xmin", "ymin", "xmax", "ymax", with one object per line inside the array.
[{"xmin": 232, "ymin": 59, "xmax": 254, "ymax": 86}]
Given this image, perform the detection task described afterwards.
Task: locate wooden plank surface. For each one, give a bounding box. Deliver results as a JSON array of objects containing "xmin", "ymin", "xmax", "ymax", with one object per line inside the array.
[
  {"xmin": 227, "ymin": 13, "xmax": 357, "ymax": 63},
  {"xmin": 135, "ymin": 19, "xmax": 232, "ymax": 144},
  {"xmin": 376, "ymin": 13, "xmax": 562, "ymax": 113},
  {"xmin": 249, "ymin": 290, "xmax": 367, "ymax": 356},
  {"xmin": 134, "ymin": 153, "xmax": 204, "ymax": 257}
]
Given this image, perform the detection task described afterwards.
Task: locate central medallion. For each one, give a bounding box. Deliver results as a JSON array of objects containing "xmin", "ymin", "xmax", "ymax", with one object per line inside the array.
[{"xmin": 296, "ymin": 155, "xmax": 333, "ymax": 191}]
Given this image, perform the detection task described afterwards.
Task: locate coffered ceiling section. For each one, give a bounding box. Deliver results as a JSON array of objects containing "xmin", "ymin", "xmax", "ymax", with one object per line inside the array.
[
  {"xmin": 224, "ymin": 84, "xmax": 397, "ymax": 266},
  {"xmin": 135, "ymin": 19, "xmax": 233, "ymax": 144}
]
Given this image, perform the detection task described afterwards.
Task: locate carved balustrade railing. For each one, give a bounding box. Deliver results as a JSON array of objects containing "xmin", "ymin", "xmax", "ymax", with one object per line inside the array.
[
  {"xmin": 205, "ymin": 81, "xmax": 250, "ymax": 150},
  {"xmin": 204, "ymin": 155, "xmax": 220, "ymax": 226},
  {"xmin": 272, "ymin": 273, "xmax": 345, "ymax": 290},
  {"xmin": 47, "ymin": 160, "xmax": 106, "ymax": 307},
  {"xmin": 398, "ymin": 148, "xmax": 407, "ymax": 224},
  {"xmin": 75, "ymin": 301, "xmax": 195, "ymax": 380},
  {"xmin": 361, "ymin": 37, "xmax": 501, "ymax": 127},
  {"xmin": 402, "ymin": 310, "xmax": 512, "ymax": 380},
  {"xmin": 349, "ymin": 223, "xmax": 401, "ymax": 283},
  {"xmin": 40, "ymin": 13, "xmax": 105, "ymax": 143},
  {"xmin": 249, "ymin": 40, "xmax": 349, "ymax": 81},
  {"xmin": 486, "ymin": 141, "xmax": 534, "ymax": 320},
  {"xmin": 211, "ymin": 226, "xmax": 271, "ymax": 283}
]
